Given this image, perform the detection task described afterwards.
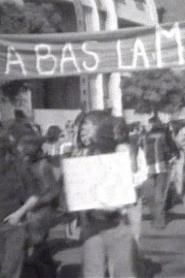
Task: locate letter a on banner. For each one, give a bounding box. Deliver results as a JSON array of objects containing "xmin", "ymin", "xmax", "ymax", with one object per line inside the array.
[
  {"xmin": 132, "ymin": 38, "xmax": 150, "ymax": 68},
  {"xmin": 5, "ymin": 46, "xmax": 27, "ymax": 76}
]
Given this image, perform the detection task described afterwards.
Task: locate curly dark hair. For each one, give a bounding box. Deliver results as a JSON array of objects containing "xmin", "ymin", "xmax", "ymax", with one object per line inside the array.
[{"xmin": 77, "ymin": 110, "xmax": 116, "ymax": 154}]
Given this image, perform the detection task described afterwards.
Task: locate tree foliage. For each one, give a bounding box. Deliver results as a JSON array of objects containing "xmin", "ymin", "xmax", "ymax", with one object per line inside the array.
[
  {"xmin": 0, "ymin": 2, "xmax": 27, "ymax": 33},
  {"xmin": 0, "ymin": 1, "xmax": 65, "ymax": 103},
  {"xmin": 121, "ymin": 69, "xmax": 185, "ymax": 114},
  {"xmin": 0, "ymin": 1, "xmax": 63, "ymax": 34}
]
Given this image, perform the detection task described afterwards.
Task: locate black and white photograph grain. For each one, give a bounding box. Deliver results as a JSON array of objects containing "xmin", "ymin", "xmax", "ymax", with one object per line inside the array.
[{"xmin": 0, "ymin": 0, "xmax": 185, "ymax": 277}]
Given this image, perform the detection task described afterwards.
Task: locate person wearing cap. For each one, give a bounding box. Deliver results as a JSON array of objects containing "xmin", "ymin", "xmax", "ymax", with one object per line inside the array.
[{"xmin": 141, "ymin": 116, "xmax": 171, "ymax": 229}]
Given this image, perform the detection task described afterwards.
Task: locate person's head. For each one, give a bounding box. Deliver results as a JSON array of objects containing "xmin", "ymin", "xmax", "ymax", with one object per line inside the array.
[
  {"xmin": 147, "ymin": 116, "xmax": 163, "ymax": 132},
  {"xmin": 77, "ymin": 110, "xmax": 116, "ymax": 153},
  {"xmin": 46, "ymin": 125, "xmax": 62, "ymax": 143}
]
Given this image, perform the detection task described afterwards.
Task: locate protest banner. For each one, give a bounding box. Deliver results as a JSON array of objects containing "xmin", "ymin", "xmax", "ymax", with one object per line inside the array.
[
  {"xmin": 0, "ymin": 21, "xmax": 185, "ymax": 80},
  {"xmin": 62, "ymin": 151, "xmax": 136, "ymax": 211}
]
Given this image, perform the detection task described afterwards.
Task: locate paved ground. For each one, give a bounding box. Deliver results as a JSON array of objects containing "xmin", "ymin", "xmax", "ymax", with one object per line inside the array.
[
  {"xmin": 47, "ymin": 203, "xmax": 185, "ymax": 277},
  {"xmin": 141, "ymin": 204, "xmax": 185, "ymax": 278}
]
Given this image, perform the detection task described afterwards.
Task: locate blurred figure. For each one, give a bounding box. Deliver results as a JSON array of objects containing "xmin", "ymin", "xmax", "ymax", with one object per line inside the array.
[
  {"xmin": 65, "ymin": 120, "xmax": 74, "ymax": 143},
  {"xmin": 114, "ymin": 118, "xmax": 147, "ymax": 245},
  {"xmin": 0, "ymin": 135, "xmax": 26, "ymax": 278},
  {"xmin": 0, "ymin": 121, "xmax": 4, "ymax": 136},
  {"xmin": 43, "ymin": 125, "xmax": 62, "ymax": 157},
  {"xmin": 7, "ymin": 109, "xmax": 40, "ymax": 145},
  {"xmin": 166, "ymin": 120, "xmax": 185, "ymax": 206},
  {"xmin": 142, "ymin": 116, "xmax": 170, "ymax": 229},
  {"xmin": 5, "ymin": 135, "xmax": 60, "ymax": 278}
]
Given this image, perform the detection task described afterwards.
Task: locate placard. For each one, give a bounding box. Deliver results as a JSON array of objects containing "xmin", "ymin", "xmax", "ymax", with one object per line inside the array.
[{"xmin": 63, "ymin": 151, "xmax": 136, "ymax": 211}]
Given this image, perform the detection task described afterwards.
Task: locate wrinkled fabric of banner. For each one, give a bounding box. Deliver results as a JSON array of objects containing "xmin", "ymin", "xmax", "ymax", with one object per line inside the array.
[{"xmin": 0, "ymin": 21, "xmax": 185, "ymax": 80}]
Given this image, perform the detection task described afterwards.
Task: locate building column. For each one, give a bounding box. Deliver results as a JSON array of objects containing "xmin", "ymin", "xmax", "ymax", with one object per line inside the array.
[
  {"xmin": 145, "ymin": 0, "xmax": 159, "ymax": 25},
  {"xmin": 101, "ymin": 0, "xmax": 123, "ymax": 116},
  {"xmin": 87, "ymin": 0, "xmax": 104, "ymax": 111},
  {"xmin": 72, "ymin": 0, "xmax": 90, "ymax": 112}
]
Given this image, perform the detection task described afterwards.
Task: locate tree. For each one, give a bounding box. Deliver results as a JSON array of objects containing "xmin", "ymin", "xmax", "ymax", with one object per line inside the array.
[
  {"xmin": 0, "ymin": 1, "xmax": 27, "ymax": 33},
  {"xmin": 24, "ymin": 2, "xmax": 63, "ymax": 33},
  {"xmin": 121, "ymin": 69, "xmax": 185, "ymax": 114},
  {"xmin": 0, "ymin": 1, "xmax": 65, "ymax": 104},
  {"xmin": 0, "ymin": 1, "xmax": 63, "ymax": 34}
]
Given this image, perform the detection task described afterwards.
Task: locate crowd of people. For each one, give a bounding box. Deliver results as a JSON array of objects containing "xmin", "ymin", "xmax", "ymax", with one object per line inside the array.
[{"xmin": 0, "ymin": 108, "xmax": 184, "ymax": 278}]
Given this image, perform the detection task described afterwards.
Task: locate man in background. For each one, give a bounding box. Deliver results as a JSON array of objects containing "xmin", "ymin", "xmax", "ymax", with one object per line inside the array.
[{"xmin": 142, "ymin": 116, "xmax": 170, "ymax": 229}]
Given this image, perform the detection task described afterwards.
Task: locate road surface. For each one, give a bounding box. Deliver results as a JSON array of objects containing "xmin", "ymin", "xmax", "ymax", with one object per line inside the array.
[{"xmin": 48, "ymin": 203, "xmax": 185, "ymax": 277}]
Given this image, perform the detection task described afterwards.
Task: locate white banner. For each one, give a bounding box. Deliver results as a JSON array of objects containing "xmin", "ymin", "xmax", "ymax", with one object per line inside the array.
[{"xmin": 1, "ymin": 21, "xmax": 185, "ymax": 80}]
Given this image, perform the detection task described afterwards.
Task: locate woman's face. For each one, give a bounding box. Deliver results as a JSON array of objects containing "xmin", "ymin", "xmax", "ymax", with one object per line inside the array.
[{"xmin": 79, "ymin": 119, "xmax": 96, "ymax": 147}]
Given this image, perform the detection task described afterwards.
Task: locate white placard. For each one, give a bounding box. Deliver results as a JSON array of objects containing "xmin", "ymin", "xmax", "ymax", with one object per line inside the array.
[{"xmin": 62, "ymin": 151, "xmax": 136, "ymax": 211}]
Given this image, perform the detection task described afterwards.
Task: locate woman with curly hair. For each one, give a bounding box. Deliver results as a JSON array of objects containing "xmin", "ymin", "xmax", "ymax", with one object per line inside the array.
[{"xmin": 70, "ymin": 110, "xmax": 140, "ymax": 278}]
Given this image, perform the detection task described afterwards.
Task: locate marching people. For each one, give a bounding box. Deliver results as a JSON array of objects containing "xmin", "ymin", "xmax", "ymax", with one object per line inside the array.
[{"xmin": 1, "ymin": 105, "xmax": 185, "ymax": 278}]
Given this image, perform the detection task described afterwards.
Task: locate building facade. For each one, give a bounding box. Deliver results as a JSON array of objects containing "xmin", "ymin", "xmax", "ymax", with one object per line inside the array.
[
  {"xmin": 74, "ymin": 0, "xmax": 159, "ymax": 116},
  {"xmin": 8, "ymin": 0, "xmax": 159, "ymax": 117}
]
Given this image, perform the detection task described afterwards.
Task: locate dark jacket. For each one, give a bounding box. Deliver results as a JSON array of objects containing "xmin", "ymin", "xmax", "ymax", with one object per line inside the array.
[
  {"xmin": 80, "ymin": 209, "xmax": 121, "ymax": 240},
  {"xmin": 142, "ymin": 129, "xmax": 170, "ymax": 175},
  {"xmin": 0, "ymin": 161, "xmax": 25, "ymax": 223},
  {"xmin": 18, "ymin": 157, "xmax": 60, "ymax": 244}
]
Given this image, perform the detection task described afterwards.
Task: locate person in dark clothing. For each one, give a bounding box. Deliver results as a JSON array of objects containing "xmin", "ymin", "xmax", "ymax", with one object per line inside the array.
[
  {"xmin": 3, "ymin": 135, "xmax": 59, "ymax": 278},
  {"xmin": 142, "ymin": 116, "xmax": 170, "ymax": 229},
  {"xmin": 0, "ymin": 136, "xmax": 27, "ymax": 278},
  {"xmin": 7, "ymin": 109, "xmax": 41, "ymax": 145}
]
